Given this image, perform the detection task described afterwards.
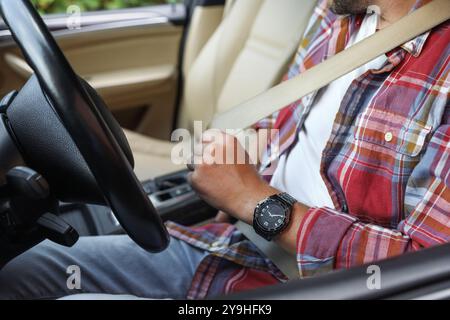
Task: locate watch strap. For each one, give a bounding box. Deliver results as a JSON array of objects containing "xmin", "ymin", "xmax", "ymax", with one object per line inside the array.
[{"xmin": 277, "ymin": 192, "xmax": 297, "ymax": 207}]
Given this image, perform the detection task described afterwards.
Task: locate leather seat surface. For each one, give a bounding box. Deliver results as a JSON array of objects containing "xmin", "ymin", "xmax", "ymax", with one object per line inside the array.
[{"xmin": 128, "ymin": 0, "xmax": 310, "ymax": 180}]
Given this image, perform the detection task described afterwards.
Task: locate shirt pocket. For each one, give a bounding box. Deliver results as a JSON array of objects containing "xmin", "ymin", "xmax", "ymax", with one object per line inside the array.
[{"xmin": 354, "ymin": 109, "xmax": 432, "ymax": 157}]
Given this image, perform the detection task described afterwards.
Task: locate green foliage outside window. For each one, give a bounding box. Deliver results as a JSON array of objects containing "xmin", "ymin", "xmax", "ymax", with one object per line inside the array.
[{"xmin": 31, "ymin": 0, "xmax": 181, "ymax": 14}]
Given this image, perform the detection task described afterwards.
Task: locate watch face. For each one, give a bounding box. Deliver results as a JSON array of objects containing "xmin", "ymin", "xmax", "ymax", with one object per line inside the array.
[{"xmin": 255, "ymin": 199, "xmax": 288, "ymax": 232}]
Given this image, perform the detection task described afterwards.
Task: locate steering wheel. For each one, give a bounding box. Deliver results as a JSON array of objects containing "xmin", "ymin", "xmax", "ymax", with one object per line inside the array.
[{"xmin": 0, "ymin": 0, "xmax": 169, "ymax": 252}]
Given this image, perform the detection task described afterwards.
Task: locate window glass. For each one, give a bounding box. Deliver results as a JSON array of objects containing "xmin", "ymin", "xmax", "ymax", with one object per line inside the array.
[{"xmin": 31, "ymin": 0, "xmax": 181, "ymax": 14}]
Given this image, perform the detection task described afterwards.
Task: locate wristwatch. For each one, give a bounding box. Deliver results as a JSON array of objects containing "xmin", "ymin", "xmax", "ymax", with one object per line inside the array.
[{"xmin": 253, "ymin": 193, "xmax": 297, "ymax": 241}]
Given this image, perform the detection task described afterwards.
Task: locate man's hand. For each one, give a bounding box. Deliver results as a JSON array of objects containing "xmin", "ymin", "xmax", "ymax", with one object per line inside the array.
[
  {"xmin": 188, "ymin": 130, "xmax": 309, "ymax": 254},
  {"xmin": 188, "ymin": 131, "xmax": 278, "ymax": 224}
]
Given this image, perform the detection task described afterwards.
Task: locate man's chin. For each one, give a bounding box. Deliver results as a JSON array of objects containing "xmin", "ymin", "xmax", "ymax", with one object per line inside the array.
[{"xmin": 329, "ymin": 0, "xmax": 370, "ymax": 15}]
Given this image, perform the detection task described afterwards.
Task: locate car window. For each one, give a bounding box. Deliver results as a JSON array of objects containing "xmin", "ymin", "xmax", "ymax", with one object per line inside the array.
[{"xmin": 31, "ymin": 0, "xmax": 181, "ymax": 15}]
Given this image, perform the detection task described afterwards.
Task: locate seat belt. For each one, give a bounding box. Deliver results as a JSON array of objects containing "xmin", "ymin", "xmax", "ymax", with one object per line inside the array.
[
  {"xmin": 211, "ymin": 0, "xmax": 450, "ymax": 280},
  {"xmin": 211, "ymin": 0, "xmax": 450, "ymax": 131},
  {"xmin": 235, "ymin": 220, "xmax": 301, "ymax": 279}
]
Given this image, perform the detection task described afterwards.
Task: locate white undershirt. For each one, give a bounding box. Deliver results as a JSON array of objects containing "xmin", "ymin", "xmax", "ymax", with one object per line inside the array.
[{"xmin": 270, "ymin": 13, "xmax": 388, "ymax": 208}]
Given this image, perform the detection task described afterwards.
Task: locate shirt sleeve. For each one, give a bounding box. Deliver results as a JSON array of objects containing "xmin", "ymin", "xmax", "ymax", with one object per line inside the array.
[{"xmin": 296, "ymin": 124, "xmax": 450, "ymax": 278}]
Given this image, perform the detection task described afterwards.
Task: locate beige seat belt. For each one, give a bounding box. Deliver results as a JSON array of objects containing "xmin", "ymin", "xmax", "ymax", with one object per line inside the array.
[
  {"xmin": 211, "ymin": 0, "xmax": 450, "ymax": 280},
  {"xmin": 212, "ymin": 0, "xmax": 449, "ymax": 131}
]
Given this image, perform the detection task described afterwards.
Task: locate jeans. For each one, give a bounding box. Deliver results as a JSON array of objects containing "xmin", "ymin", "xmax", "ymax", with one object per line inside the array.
[{"xmin": 0, "ymin": 235, "xmax": 207, "ymax": 300}]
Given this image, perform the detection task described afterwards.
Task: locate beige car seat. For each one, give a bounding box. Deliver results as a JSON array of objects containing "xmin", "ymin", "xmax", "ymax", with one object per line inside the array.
[{"xmin": 126, "ymin": 0, "xmax": 314, "ymax": 180}]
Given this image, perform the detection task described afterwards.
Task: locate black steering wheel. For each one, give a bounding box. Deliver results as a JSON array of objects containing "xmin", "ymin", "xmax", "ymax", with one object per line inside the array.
[{"xmin": 0, "ymin": 0, "xmax": 169, "ymax": 252}]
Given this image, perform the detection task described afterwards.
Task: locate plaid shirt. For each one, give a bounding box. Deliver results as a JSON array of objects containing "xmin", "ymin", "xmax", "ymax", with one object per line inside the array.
[{"xmin": 168, "ymin": 0, "xmax": 450, "ymax": 299}]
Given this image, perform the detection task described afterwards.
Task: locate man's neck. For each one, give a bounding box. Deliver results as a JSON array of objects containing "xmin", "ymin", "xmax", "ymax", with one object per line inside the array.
[{"xmin": 374, "ymin": 0, "xmax": 417, "ymax": 29}]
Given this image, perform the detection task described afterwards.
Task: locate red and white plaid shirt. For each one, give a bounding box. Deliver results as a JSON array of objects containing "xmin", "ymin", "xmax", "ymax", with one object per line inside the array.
[{"xmin": 168, "ymin": 0, "xmax": 450, "ymax": 299}]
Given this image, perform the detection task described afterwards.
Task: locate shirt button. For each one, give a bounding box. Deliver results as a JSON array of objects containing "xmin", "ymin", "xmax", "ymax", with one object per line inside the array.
[{"xmin": 384, "ymin": 132, "xmax": 393, "ymax": 142}]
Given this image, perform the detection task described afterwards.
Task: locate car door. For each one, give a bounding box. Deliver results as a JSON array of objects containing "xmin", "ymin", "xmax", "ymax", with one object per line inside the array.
[
  {"xmin": 0, "ymin": 1, "xmax": 185, "ymax": 140},
  {"xmin": 232, "ymin": 243, "xmax": 450, "ymax": 300}
]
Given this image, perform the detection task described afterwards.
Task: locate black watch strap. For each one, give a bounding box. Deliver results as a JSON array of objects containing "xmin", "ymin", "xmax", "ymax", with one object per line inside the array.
[{"xmin": 277, "ymin": 192, "xmax": 297, "ymax": 207}]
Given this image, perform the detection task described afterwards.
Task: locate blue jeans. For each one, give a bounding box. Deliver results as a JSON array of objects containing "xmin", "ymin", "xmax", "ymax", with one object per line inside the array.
[{"xmin": 0, "ymin": 235, "xmax": 207, "ymax": 300}]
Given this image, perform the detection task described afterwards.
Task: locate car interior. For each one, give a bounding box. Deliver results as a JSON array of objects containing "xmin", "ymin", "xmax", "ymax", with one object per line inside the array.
[{"xmin": 0, "ymin": 0, "xmax": 449, "ymax": 300}]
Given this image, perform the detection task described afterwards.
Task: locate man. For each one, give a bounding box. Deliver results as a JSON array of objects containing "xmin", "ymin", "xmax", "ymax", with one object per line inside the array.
[{"xmin": 0, "ymin": 0, "xmax": 448, "ymax": 299}]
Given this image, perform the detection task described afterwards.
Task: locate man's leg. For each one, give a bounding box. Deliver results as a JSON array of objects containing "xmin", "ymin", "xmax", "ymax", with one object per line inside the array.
[{"xmin": 0, "ymin": 235, "xmax": 207, "ymax": 300}]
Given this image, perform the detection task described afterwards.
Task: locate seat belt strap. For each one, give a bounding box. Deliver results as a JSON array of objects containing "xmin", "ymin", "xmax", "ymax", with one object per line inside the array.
[
  {"xmin": 235, "ymin": 220, "xmax": 300, "ymax": 279},
  {"xmin": 211, "ymin": 0, "xmax": 450, "ymax": 131},
  {"xmin": 213, "ymin": 0, "xmax": 450, "ymax": 280}
]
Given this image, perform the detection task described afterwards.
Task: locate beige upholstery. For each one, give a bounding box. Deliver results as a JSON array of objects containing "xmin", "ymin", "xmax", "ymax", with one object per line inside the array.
[
  {"xmin": 182, "ymin": 6, "xmax": 225, "ymax": 75},
  {"xmin": 125, "ymin": 130, "xmax": 183, "ymax": 179},
  {"xmin": 129, "ymin": 0, "xmax": 310, "ymax": 180}
]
